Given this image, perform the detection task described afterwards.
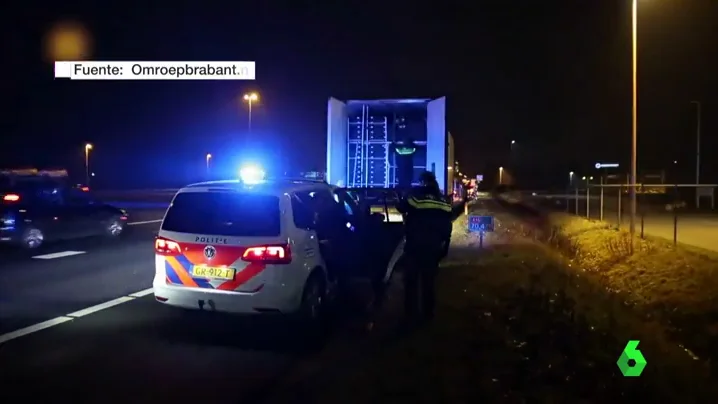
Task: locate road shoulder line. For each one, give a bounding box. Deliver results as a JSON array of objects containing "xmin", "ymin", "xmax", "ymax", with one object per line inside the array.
[{"xmin": 0, "ymin": 287, "xmax": 154, "ymax": 345}]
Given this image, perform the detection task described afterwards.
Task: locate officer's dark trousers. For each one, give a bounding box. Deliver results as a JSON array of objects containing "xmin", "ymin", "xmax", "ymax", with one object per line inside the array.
[{"xmin": 403, "ymin": 248, "xmax": 440, "ymax": 319}]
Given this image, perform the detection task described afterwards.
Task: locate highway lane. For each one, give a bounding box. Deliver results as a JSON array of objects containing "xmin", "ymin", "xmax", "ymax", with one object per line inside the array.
[
  {"xmin": 0, "ymin": 296, "xmax": 300, "ymax": 402},
  {"xmin": 0, "ymin": 209, "xmax": 165, "ymax": 336},
  {"xmin": 0, "ymin": 213, "xmax": 391, "ymax": 403}
]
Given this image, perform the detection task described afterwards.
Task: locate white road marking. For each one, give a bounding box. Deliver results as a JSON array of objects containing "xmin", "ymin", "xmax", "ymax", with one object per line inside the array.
[
  {"xmin": 0, "ymin": 287, "xmax": 155, "ymax": 345},
  {"xmin": 0, "ymin": 317, "xmax": 74, "ymax": 344},
  {"xmin": 127, "ymin": 219, "xmax": 162, "ymax": 226},
  {"xmin": 66, "ymin": 296, "xmax": 135, "ymax": 318},
  {"xmin": 128, "ymin": 288, "xmax": 154, "ymax": 298},
  {"xmin": 32, "ymin": 251, "xmax": 86, "ymax": 260}
]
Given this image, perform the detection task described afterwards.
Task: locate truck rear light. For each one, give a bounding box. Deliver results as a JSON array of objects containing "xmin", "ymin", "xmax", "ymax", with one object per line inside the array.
[
  {"xmin": 242, "ymin": 244, "xmax": 291, "ymax": 264},
  {"xmin": 155, "ymin": 236, "xmax": 182, "ymax": 256},
  {"xmin": 2, "ymin": 194, "xmax": 20, "ymax": 202}
]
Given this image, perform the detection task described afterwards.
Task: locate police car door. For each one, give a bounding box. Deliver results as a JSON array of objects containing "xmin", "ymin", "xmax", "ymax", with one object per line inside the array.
[{"xmin": 332, "ymin": 188, "xmax": 365, "ymax": 278}]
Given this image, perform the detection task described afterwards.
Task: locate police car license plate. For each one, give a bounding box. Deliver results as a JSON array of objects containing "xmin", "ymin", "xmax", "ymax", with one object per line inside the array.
[{"xmin": 192, "ymin": 265, "xmax": 235, "ymax": 280}]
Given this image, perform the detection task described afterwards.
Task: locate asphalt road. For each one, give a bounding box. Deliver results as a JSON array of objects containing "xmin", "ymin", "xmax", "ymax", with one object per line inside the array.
[
  {"xmin": 0, "ymin": 207, "xmax": 305, "ymax": 402},
  {"xmin": 0, "ymin": 202, "xmax": 402, "ymax": 403},
  {"xmin": 0, "ymin": 210, "xmax": 163, "ymax": 336}
]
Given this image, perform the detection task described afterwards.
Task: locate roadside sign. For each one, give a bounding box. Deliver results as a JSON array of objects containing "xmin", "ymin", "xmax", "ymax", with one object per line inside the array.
[
  {"xmin": 468, "ymin": 215, "xmax": 494, "ymax": 233},
  {"xmin": 595, "ymin": 162, "xmax": 620, "ymax": 169}
]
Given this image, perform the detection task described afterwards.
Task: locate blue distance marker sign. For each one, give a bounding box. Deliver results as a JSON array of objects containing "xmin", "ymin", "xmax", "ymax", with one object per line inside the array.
[{"xmin": 468, "ymin": 215, "xmax": 494, "ymax": 233}]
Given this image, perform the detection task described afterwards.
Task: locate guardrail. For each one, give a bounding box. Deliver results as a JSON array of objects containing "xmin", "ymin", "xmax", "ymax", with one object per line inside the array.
[{"xmin": 93, "ymin": 189, "xmax": 177, "ymax": 209}]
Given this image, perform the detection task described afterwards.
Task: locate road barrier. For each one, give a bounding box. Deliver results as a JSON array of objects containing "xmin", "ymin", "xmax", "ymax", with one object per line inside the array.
[{"xmin": 92, "ymin": 189, "xmax": 177, "ymax": 209}]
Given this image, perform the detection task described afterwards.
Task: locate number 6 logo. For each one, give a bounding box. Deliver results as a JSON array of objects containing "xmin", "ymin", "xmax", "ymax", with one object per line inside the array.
[{"xmin": 617, "ymin": 340, "xmax": 647, "ymax": 377}]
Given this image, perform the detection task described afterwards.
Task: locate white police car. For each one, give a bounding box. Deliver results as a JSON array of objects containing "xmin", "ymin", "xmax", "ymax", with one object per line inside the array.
[{"xmin": 153, "ymin": 165, "xmax": 379, "ymax": 325}]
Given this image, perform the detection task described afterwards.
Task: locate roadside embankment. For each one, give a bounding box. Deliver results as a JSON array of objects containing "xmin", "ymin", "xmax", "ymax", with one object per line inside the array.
[
  {"xmin": 496, "ymin": 196, "xmax": 718, "ymax": 373},
  {"xmin": 261, "ymin": 202, "xmax": 717, "ymax": 403}
]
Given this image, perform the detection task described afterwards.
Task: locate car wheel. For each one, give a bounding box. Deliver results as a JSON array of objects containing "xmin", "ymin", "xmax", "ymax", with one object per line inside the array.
[
  {"xmin": 21, "ymin": 227, "xmax": 44, "ymax": 249},
  {"xmin": 295, "ymin": 273, "xmax": 327, "ymax": 349},
  {"xmin": 106, "ymin": 217, "xmax": 124, "ymax": 237}
]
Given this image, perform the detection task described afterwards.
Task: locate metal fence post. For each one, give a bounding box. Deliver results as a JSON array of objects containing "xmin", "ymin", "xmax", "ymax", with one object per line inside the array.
[
  {"xmin": 574, "ymin": 185, "xmax": 579, "ymax": 215},
  {"xmin": 673, "ymin": 184, "xmax": 679, "ymax": 247},
  {"xmin": 600, "ymin": 176, "xmax": 604, "ymax": 221},
  {"xmin": 640, "ymin": 184, "xmax": 645, "ymax": 239},
  {"xmin": 617, "ymin": 185, "xmax": 622, "ymax": 229}
]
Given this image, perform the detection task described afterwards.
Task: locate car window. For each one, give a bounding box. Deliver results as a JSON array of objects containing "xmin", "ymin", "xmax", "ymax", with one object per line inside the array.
[
  {"xmin": 290, "ymin": 195, "xmax": 315, "ymax": 229},
  {"xmin": 161, "ymin": 192, "xmax": 281, "ymax": 237},
  {"xmin": 334, "ymin": 190, "xmax": 357, "ymax": 216},
  {"xmin": 297, "ymin": 188, "xmax": 347, "ymax": 223},
  {"xmin": 27, "ymin": 186, "xmax": 65, "ymax": 206}
]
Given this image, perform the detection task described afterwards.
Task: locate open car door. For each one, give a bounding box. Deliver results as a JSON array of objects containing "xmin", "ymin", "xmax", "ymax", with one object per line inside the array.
[{"xmin": 337, "ymin": 188, "xmax": 406, "ymax": 283}]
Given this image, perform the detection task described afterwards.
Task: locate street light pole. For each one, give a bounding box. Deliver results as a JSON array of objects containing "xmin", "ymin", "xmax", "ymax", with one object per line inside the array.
[
  {"xmin": 243, "ymin": 93, "xmax": 259, "ymax": 133},
  {"xmin": 84, "ymin": 143, "xmax": 93, "ymax": 186},
  {"xmin": 248, "ymin": 99, "xmax": 253, "ymax": 131},
  {"xmin": 499, "ymin": 166, "xmax": 504, "ymax": 185},
  {"xmin": 629, "ymin": 0, "xmax": 639, "ymax": 247},
  {"xmin": 206, "ymin": 153, "xmax": 212, "ymax": 175},
  {"xmin": 691, "ymin": 100, "xmax": 701, "ymax": 208}
]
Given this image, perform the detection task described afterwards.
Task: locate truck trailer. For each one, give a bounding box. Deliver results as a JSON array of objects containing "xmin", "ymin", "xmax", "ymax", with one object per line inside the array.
[{"xmin": 326, "ymin": 97, "xmax": 455, "ymax": 196}]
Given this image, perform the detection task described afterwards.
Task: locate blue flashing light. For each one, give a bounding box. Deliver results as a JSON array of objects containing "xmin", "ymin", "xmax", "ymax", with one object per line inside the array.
[{"xmin": 239, "ymin": 164, "xmax": 265, "ymax": 184}]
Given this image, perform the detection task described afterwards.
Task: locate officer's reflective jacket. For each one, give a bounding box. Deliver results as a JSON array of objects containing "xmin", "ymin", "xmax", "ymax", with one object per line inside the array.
[{"xmin": 397, "ymin": 186, "xmax": 452, "ymax": 255}]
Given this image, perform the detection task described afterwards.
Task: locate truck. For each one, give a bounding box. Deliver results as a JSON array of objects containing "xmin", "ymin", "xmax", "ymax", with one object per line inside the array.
[{"xmin": 325, "ymin": 97, "xmax": 457, "ymax": 199}]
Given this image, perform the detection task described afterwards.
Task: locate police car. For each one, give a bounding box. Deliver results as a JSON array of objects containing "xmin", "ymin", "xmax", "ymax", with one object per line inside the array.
[
  {"xmin": 153, "ymin": 165, "xmax": 392, "ymax": 326},
  {"xmin": 1, "ymin": 168, "xmax": 128, "ymax": 249}
]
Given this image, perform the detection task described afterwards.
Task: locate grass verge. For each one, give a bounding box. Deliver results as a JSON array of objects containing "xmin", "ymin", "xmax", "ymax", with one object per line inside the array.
[
  {"xmin": 264, "ymin": 208, "xmax": 717, "ymax": 403},
  {"xmin": 534, "ymin": 211, "xmax": 718, "ymax": 367}
]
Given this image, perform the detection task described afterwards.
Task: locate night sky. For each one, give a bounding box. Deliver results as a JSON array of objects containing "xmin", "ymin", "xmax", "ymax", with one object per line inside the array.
[{"xmin": 2, "ymin": 1, "xmax": 716, "ymax": 189}]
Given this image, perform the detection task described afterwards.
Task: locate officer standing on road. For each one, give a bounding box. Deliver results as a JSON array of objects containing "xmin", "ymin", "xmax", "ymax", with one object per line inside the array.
[{"xmin": 395, "ymin": 171, "xmax": 453, "ymax": 322}]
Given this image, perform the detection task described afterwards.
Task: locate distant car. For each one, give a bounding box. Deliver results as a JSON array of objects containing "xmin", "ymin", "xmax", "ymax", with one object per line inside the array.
[
  {"xmin": 0, "ymin": 175, "xmax": 128, "ymax": 249},
  {"xmin": 152, "ymin": 171, "xmax": 387, "ymax": 329}
]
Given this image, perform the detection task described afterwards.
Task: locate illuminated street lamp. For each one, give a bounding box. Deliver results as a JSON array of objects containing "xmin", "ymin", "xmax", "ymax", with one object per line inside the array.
[
  {"xmin": 44, "ymin": 20, "xmax": 92, "ymax": 62},
  {"xmin": 569, "ymin": 171, "xmax": 574, "ymax": 186},
  {"xmin": 499, "ymin": 166, "xmax": 504, "ymax": 184},
  {"xmin": 242, "ymin": 92, "xmax": 259, "ymax": 132},
  {"xmin": 583, "ymin": 176, "xmax": 594, "ymax": 217},
  {"xmin": 206, "ymin": 153, "xmax": 212, "ymax": 174},
  {"xmin": 84, "ymin": 143, "xmax": 93, "ymax": 186}
]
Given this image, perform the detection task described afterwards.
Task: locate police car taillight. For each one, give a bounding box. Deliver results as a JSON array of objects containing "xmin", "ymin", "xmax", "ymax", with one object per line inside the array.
[
  {"xmin": 155, "ymin": 236, "xmax": 182, "ymax": 256},
  {"xmin": 2, "ymin": 194, "xmax": 20, "ymax": 202},
  {"xmin": 242, "ymin": 244, "xmax": 291, "ymax": 264}
]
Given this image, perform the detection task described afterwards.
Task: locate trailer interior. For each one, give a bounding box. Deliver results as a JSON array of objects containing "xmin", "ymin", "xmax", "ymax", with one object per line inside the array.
[{"xmin": 326, "ymin": 97, "xmax": 449, "ymax": 193}]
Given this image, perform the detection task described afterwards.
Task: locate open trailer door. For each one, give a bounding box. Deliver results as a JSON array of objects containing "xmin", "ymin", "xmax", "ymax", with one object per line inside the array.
[
  {"xmin": 326, "ymin": 97, "xmax": 348, "ymax": 187},
  {"xmin": 426, "ymin": 96, "xmax": 447, "ymax": 195}
]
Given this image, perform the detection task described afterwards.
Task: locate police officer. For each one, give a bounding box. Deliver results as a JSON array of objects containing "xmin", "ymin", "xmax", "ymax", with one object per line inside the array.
[{"xmin": 396, "ymin": 171, "xmax": 452, "ymax": 322}]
